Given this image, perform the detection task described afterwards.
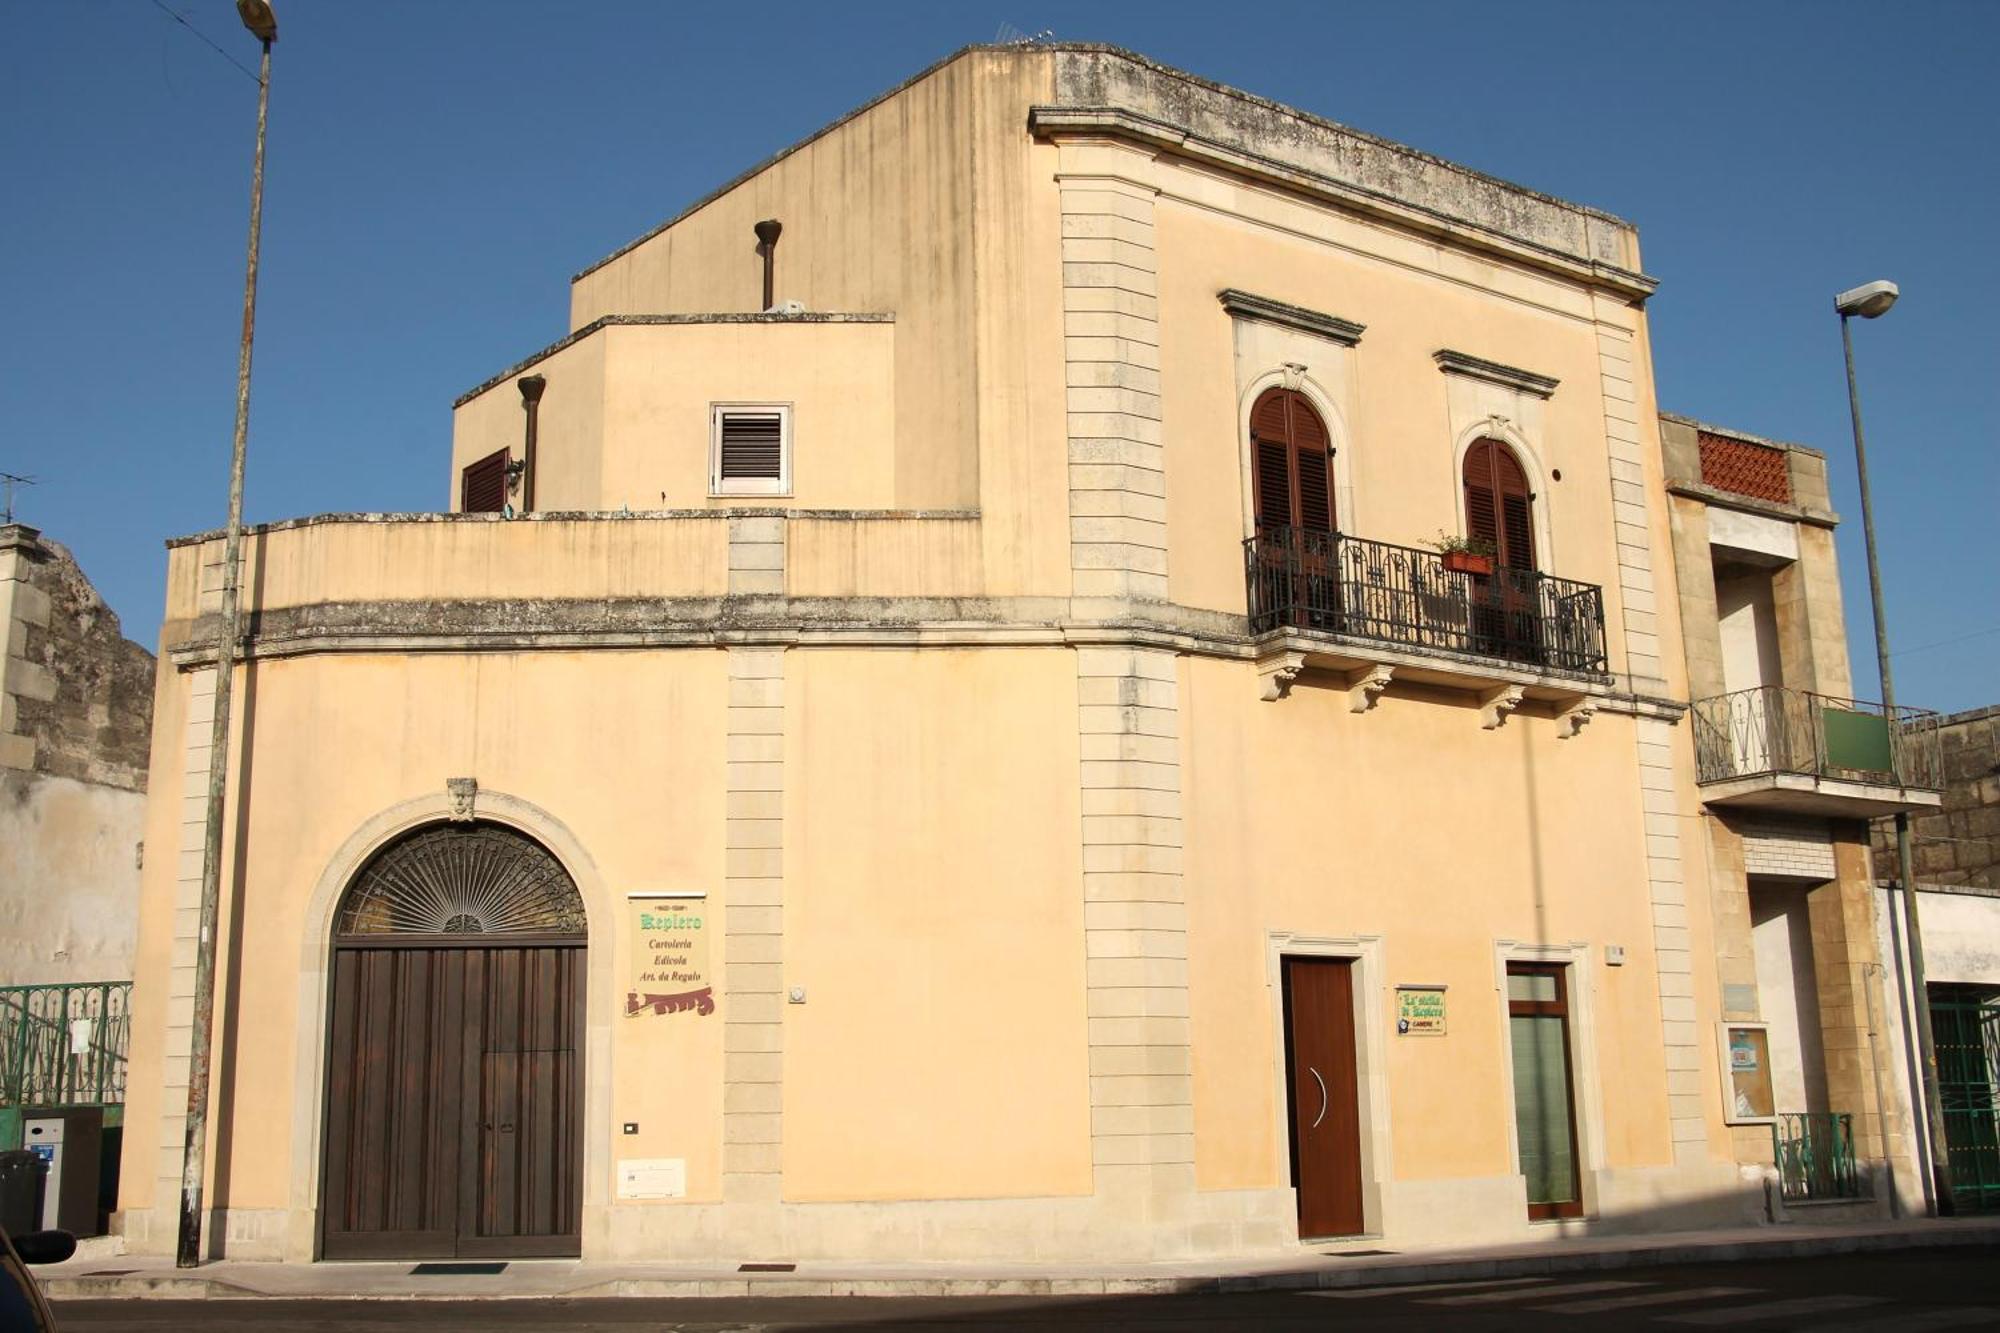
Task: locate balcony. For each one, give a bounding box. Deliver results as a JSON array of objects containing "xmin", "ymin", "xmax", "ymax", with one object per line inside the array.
[
  {"xmin": 1691, "ymin": 686, "xmax": 1943, "ymax": 817},
  {"xmin": 1244, "ymin": 526, "xmax": 1608, "ymax": 685}
]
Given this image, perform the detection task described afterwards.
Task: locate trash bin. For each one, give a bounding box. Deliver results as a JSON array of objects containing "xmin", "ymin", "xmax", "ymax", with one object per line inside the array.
[
  {"xmin": 0, "ymin": 1150, "xmax": 47, "ymax": 1237},
  {"xmin": 23, "ymin": 1110, "xmax": 102, "ymax": 1236}
]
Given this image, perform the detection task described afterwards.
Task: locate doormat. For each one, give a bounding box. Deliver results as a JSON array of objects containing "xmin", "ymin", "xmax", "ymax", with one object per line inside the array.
[
  {"xmin": 739, "ymin": 1262, "xmax": 797, "ymax": 1272},
  {"xmin": 410, "ymin": 1262, "xmax": 509, "ymax": 1275},
  {"xmin": 85, "ymin": 1270, "xmax": 137, "ymax": 1277},
  {"xmin": 1320, "ymin": 1249, "xmax": 1396, "ymax": 1257}
]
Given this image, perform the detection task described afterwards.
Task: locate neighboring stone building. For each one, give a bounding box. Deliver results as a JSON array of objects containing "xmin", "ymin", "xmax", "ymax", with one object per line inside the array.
[
  {"xmin": 0, "ymin": 523, "xmax": 154, "ymax": 985},
  {"xmin": 120, "ymin": 44, "xmax": 1866, "ymax": 1263},
  {"xmin": 1869, "ymin": 705, "xmax": 2000, "ymax": 1213},
  {"xmin": 1661, "ymin": 414, "xmax": 1946, "ymax": 1220},
  {"xmin": 1, "ymin": 522, "xmax": 154, "ymax": 1162}
]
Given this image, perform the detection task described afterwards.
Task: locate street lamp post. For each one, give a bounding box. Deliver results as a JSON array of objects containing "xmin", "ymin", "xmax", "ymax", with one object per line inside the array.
[
  {"xmin": 178, "ymin": 0, "xmax": 278, "ymax": 1270},
  {"xmin": 1835, "ymin": 277, "xmax": 1953, "ymax": 1217}
]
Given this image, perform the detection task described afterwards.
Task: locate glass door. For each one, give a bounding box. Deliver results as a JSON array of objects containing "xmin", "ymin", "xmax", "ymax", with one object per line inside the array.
[{"xmin": 1508, "ymin": 963, "xmax": 1583, "ymax": 1220}]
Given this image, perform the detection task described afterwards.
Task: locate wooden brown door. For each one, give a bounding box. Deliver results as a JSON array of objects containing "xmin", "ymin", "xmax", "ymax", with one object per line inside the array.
[
  {"xmin": 322, "ymin": 942, "xmax": 584, "ymax": 1259},
  {"xmin": 1283, "ymin": 957, "xmax": 1365, "ymax": 1238},
  {"xmin": 463, "ymin": 946, "xmax": 585, "ymax": 1257}
]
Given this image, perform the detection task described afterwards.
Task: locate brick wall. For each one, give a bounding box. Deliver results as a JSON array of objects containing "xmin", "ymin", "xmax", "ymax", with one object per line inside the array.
[{"xmin": 1738, "ymin": 815, "xmax": 1837, "ymax": 881}]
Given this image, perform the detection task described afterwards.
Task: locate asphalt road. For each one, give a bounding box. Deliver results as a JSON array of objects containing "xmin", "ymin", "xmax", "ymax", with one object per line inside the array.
[{"xmin": 51, "ymin": 1246, "xmax": 2000, "ymax": 1331}]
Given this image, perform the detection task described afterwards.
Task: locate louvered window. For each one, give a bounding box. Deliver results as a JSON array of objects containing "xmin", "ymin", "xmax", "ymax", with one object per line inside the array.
[
  {"xmin": 1462, "ymin": 439, "xmax": 1535, "ymax": 570},
  {"xmin": 460, "ymin": 447, "xmax": 510, "ymax": 514},
  {"xmin": 711, "ymin": 405, "xmax": 792, "ymax": 496},
  {"xmin": 1248, "ymin": 388, "xmax": 1335, "ymax": 534}
]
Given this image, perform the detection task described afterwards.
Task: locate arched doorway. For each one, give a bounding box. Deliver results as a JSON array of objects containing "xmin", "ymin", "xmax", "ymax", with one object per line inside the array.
[{"xmin": 319, "ymin": 821, "xmax": 586, "ymax": 1259}]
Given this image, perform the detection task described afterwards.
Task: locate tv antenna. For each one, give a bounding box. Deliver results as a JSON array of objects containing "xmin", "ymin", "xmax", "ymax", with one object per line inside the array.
[{"xmin": 0, "ymin": 472, "xmax": 36, "ymax": 525}]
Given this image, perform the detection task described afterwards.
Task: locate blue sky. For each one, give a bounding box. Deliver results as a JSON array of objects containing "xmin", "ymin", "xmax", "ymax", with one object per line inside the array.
[{"xmin": 4, "ymin": 2, "xmax": 1994, "ymax": 712}]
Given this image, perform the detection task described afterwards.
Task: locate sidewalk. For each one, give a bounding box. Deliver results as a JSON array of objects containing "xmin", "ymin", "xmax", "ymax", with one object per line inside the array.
[{"xmin": 39, "ymin": 1216, "xmax": 2000, "ymax": 1302}]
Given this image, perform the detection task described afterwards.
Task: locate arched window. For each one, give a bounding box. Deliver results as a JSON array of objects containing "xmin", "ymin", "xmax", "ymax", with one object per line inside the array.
[
  {"xmin": 1250, "ymin": 388, "xmax": 1335, "ymax": 534},
  {"xmin": 1462, "ymin": 439, "xmax": 1535, "ymax": 571},
  {"xmin": 334, "ymin": 821, "xmax": 586, "ymax": 938}
]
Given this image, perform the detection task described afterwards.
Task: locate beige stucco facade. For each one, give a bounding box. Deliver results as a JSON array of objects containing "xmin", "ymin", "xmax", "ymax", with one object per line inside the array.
[{"xmin": 119, "ymin": 45, "xmax": 1799, "ymax": 1263}]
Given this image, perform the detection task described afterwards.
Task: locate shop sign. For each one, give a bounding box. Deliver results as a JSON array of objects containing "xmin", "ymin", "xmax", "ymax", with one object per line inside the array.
[
  {"xmin": 1396, "ymin": 985, "xmax": 1447, "ymax": 1035},
  {"xmin": 625, "ymin": 893, "xmax": 713, "ymax": 1018}
]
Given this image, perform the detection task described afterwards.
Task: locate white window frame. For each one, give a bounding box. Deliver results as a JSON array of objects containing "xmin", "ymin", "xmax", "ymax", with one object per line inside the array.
[{"xmin": 709, "ymin": 402, "xmax": 793, "ymax": 498}]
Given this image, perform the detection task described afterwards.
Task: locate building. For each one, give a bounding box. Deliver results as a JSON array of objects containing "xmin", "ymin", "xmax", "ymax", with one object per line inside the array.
[
  {"xmin": 1, "ymin": 521, "xmax": 154, "ymax": 1213},
  {"xmin": 1869, "ymin": 705, "xmax": 2000, "ymax": 1213},
  {"xmin": 120, "ymin": 44, "xmax": 1835, "ymax": 1263},
  {"xmin": 1660, "ymin": 414, "xmax": 1949, "ymax": 1220}
]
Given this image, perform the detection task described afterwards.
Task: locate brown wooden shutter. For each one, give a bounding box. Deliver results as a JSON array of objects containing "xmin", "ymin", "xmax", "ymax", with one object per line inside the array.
[
  {"xmin": 717, "ymin": 411, "xmax": 785, "ymax": 482},
  {"xmin": 1463, "ymin": 439, "xmax": 1534, "ymax": 569},
  {"xmin": 460, "ymin": 448, "xmax": 510, "ymax": 514},
  {"xmin": 1248, "ymin": 388, "xmax": 1335, "ymax": 533}
]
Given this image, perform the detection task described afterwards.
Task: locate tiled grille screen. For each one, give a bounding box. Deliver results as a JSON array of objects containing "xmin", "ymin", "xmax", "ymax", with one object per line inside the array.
[{"xmin": 1698, "ymin": 432, "xmax": 1792, "ymax": 504}]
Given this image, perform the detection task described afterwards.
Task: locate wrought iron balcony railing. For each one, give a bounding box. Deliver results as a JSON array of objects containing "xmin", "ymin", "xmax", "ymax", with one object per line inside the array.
[
  {"xmin": 1771, "ymin": 1111, "xmax": 1865, "ymax": 1202},
  {"xmin": 1690, "ymin": 686, "xmax": 1942, "ymax": 790},
  {"xmin": 1243, "ymin": 525, "xmax": 1608, "ymax": 675},
  {"xmin": 0, "ymin": 981, "xmax": 131, "ymax": 1113}
]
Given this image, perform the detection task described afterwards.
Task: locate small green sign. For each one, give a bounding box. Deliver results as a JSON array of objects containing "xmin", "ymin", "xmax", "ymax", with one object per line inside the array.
[{"xmin": 1396, "ymin": 986, "xmax": 1447, "ymax": 1035}]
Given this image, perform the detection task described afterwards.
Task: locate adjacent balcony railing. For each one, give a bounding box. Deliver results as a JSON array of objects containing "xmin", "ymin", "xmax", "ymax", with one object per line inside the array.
[
  {"xmin": 1690, "ymin": 686, "xmax": 1943, "ymax": 791},
  {"xmin": 1771, "ymin": 1111, "xmax": 1865, "ymax": 1202},
  {"xmin": 1243, "ymin": 525, "xmax": 1608, "ymax": 675}
]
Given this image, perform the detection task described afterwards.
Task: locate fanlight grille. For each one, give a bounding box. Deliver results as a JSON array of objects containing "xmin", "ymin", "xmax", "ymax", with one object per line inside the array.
[{"xmin": 335, "ymin": 822, "xmax": 585, "ymax": 938}]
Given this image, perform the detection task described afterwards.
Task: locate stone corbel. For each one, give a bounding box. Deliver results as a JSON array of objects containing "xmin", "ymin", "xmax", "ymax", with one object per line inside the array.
[
  {"xmin": 446, "ymin": 777, "xmax": 478, "ymax": 822},
  {"xmin": 1346, "ymin": 663, "xmax": 1394, "ymax": 714},
  {"xmin": 1478, "ymin": 685, "xmax": 1526, "ymax": 731},
  {"xmin": 1555, "ymin": 697, "xmax": 1598, "ymax": 740},
  {"xmin": 1258, "ymin": 650, "xmax": 1307, "ymax": 702}
]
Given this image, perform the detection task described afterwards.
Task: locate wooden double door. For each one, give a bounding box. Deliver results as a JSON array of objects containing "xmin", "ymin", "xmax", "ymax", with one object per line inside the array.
[{"xmin": 320, "ymin": 941, "xmax": 585, "ymax": 1259}]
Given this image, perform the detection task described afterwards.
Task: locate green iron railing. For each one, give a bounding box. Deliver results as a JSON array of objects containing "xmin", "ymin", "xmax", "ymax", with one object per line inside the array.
[
  {"xmin": 0, "ymin": 982, "xmax": 131, "ymax": 1137},
  {"xmin": 1771, "ymin": 1111, "xmax": 1864, "ymax": 1202},
  {"xmin": 1931, "ymin": 985, "xmax": 2000, "ymax": 1213}
]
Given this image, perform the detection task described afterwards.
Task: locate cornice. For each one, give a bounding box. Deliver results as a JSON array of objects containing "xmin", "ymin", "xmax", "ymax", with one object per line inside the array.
[
  {"xmin": 1433, "ymin": 349, "xmax": 1560, "ymax": 399},
  {"xmin": 1218, "ymin": 289, "xmax": 1364, "ymax": 346},
  {"xmin": 453, "ymin": 312, "xmax": 894, "ymax": 409},
  {"xmin": 1029, "ymin": 106, "xmax": 1659, "ymax": 302},
  {"xmin": 1666, "ymin": 481, "xmax": 1839, "ymax": 531}
]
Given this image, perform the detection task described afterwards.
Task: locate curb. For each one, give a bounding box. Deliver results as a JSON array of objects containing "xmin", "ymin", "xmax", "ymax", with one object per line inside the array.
[{"xmin": 42, "ymin": 1222, "xmax": 2000, "ymax": 1303}]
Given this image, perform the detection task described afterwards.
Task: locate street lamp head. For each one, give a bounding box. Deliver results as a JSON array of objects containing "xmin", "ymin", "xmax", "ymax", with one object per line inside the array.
[
  {"xmin": 1835, "ymin": 279, "xmax": 1898, "ymax": 319},
  {"xmin": 236, "ymin": 0, "xmax": 277, "ymax": 43}
]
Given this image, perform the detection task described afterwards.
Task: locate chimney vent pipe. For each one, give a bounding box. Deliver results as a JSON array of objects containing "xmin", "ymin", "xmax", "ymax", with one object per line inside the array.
[
  {"xmin": 517, "ymin": 374, "xmax": 546, "ymax": 513},
  {"xmin": 754, "ymin": 219, "xmax": 783, "ymax": 311}
]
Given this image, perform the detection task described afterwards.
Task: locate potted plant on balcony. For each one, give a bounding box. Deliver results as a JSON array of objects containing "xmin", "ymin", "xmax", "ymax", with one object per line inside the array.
[{"xmin": 1431, "ymin": 531, "xmax": 1496, "ymax": 577}]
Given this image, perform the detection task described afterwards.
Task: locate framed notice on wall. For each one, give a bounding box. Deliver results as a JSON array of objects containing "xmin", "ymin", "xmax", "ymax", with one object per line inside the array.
[
  {"xmin": 625, "ymin": 893, "xmax": 713, "ymax": 1018},
  {"xmin": 1720, "ymin": 1021, "xmax": 1775, "ymax": 1124},
  {"xmin": 1396, "ymin": 985, "xmax": 1447, "ymax": 1035}
]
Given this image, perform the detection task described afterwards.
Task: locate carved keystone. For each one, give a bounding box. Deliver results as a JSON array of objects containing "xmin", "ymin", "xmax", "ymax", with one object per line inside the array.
[
  {"xmin": 1257, "ymin": 650, "xmax": 1307, "ymax": 702},
  {"xmin": 1478, "ymin": 685, "xmax": 1526, "ymax": 731},
  {"xmin": 446, "ymin": 777, "xmax": 478, "ymax": 822},
  {"xmin": 1347, "ymin": 664, "xmax": 1394, "ymax": 714}
]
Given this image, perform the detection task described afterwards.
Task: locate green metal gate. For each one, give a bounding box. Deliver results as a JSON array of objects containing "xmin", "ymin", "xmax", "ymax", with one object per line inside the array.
[
  {"xmin": 0, "ymin": 981, "xmax": 131, "ymax": 1150},
  {"xmin": 1931, "ymin": 984, "xmax": 2000, "ymax": 1213}
]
